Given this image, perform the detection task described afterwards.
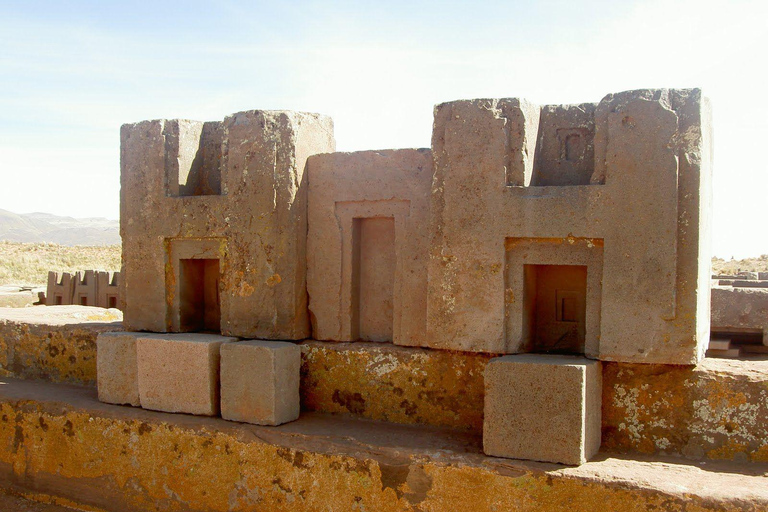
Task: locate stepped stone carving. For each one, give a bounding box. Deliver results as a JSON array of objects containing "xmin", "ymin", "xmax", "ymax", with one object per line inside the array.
[
  {"xmin": 426, "ymin": 89, "xmax": 712, "ymax": 364},
  {"xmin": 307, "ymin": 149, "xmax": 432, "ymax": 346},
  {"xmin": 120, "ymin": 110, "xmax": 335, "ymax": 339},
  {"xmin": 46, "ymin": 270, "xmax": 121, "ymax": 309},
  {"xmin": 106, "ymin": 89, "xmax": 713, "ymax": 464}
]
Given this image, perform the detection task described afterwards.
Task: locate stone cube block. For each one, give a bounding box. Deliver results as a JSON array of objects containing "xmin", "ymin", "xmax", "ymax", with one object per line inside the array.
[
  {"xmin": 136, "ymin": 333, "xmax": 237, "ymax": 416},
  {"xmin": 97, "ymin": 332, "xmax": 146, "ymax": 406},
  {"xmin": 220, "ymin": 340, "xmax": 300, "ymax": 425},
  {"xmin": 483, "ymin": 354, "xmax": 602, "ymax": 465}
]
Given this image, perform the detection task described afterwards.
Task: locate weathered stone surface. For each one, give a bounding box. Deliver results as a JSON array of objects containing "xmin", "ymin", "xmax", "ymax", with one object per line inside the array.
[
  {"xmin": 484, "ymin": 354, "xmax": 602, "ymax": 465},
  {"xmin": 533, "ymin": 103, "xmax": 597, "ymax": 186},
  {"xmin": 136, "ymin": 333, "xmax": 237, "ymax": 415},
  {"xmin": 72, "ymin": 270, "xmax": 97, "ymax": 307},
  {"xmin": 307, "ymin": 149, "xmax": 432, "ymax": 345},
  {"xmin": 0, "ymin": 286, "xmax": 42, "ymax": 308},
  {"xmin": 4, "ymin": 315, "xmax": 765, "ymax": 464},
  {"xmin": 602, "ymin": 358, "xmax": 768, "ymax": 462},
  {"xmin": 427, "ymin": 89, "xmax": 712, "ymax": 364},
  {"xmin": 121, "ymin": 110, "xmax": 335, "ymax": 339},
  {"xmin": 220, "ymin": 340, "xmax": 300, "ymax": 425},
  {"xmin": 0, "ymin": 306, "xmax": 121, "ymax": 385},
  {"xmin": 300, "ymin": 340, "xmax": 492, "ymax": 432},
  {"xmin": 96, "ymin": 332, "xmax": 146, "ymax": 406},
  {"xmin": 711, "ymin": 286, "xmax": 768, "ymax": 344},
  {"xmin": 96, "ymin": 271, "xmax": 121, "ymax": 309},
  {"xmin": 1, "ymin": 379, "xmax": 767, "ymax": 512},
  {"xmin": 0, "ymin": 489, "xmax": 83, "ymax": 512},
  {"xmin": 45, "ymin": 272, "xmax": 73, "ymax": 306}
]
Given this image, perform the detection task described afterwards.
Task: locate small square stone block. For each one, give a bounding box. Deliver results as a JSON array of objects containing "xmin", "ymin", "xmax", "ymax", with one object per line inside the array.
[
  {"xmin": 220, "ymin": 340, "xmax": 301, "ymax": 426},
  {"xmin": 136, "ymin": 333, "xmax": 238, "ymax": 416},
  {"xmin": 97, "ymin": 332, "xmax": 148, "ymax": 406},
  {"xmin": 483, "ymin": 354, "xmax": 602, "ymax": 465}
]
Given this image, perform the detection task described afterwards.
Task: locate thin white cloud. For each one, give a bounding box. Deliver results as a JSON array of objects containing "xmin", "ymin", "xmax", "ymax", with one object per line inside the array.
[{"xmin": 0, "ymin": 0, "xmax": 766, "ymax": 257}]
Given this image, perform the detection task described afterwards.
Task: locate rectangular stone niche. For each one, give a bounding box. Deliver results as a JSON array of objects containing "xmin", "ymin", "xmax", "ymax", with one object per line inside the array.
[
  {"xmin": 180, "ymin": 259, "xmax": 220, "ymax": 332},
  {"xmin": 505, "ymin": 237, "xmax": 603, "ymax": 356},
  {"xmin": 524, "ymin": 264, "xmax": 587, "ymax": 354},
  {"xmin": 353, "ymin": 217, "xmax": 396, "ymax": 342},
  {"xmin": 167, "ymin": 238, "xmax": 226, "ymax": 333}
]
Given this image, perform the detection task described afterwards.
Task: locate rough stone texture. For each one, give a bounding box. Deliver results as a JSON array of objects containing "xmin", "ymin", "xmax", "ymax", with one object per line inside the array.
[
  {"xmin": 3, "ymin": 316, "xmax": 766, "ymax": 464},
  {"xmin": 533, "ymin": 103, "xmax": 597, "ymax": 186},
  {"xmin": 0, "ymin": 489, "xmax": 84, "ymax": 512},
  {"xmin": 45, "ymin": 272, "xmax": 73, "ymax": 306},
  {"xmin": 71, "ymin": 270, "xmax": 97, "ymax": 307},
  {"xmin": 220, "ymin": 340, "xmax": 300, "ymax": 425},
  {"xmin": 1, "ymin": 379, "xmax": 766, "ymax": 512},
  {"xmin": 711, "ymin": 286, "xmax": 768, "ymax": 344},
  {"xmin": 300, "ymin": 340, "xmax": 492, "ymax": 432},
  {"xmin": 121, "ymin": 110, "xmax": 335, "ymax": 339},
  {"xmin": 427, "ymin": 89, "xmax": 712, "ymax": 364},
  {"xmin": 136, "ymin": 333, "xmax": 237, "ymax": 415},
  {"xmin": 602, "ymin": 358, "xmax": 768, "ymax": 462},
  {"xmin": 484, "ymin": 354, "xmax": 602, "ymax": 465},
  {"xmin": 307, "ymin": 149, "xmax": 433, "ymax": 346},
  {"xmin": 96, "ymin": 332, "xmax": 146, "ymax": 406},
  {"xmin": 0, "ymin": 286, "xmax": 43, "ymax": 308},
  {"xmin": 0, "ymin": 306, "xmax": 122, "ymax": 385},
  {"xmin": 96, "ymin": 271, "xmax": 121, "ymax": 310}
]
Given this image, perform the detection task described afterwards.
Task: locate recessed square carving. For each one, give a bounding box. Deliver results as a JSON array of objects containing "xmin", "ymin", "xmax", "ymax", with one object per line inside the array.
[
  {"xmin": 180, "ymin": 259, "xmax": 220, "ymax": 333},
  {"xmin": 353, "ymin": 217, "xmax": 396, "ymax": 342},
  {"xmin": 557, "ymin": 290, "xmax": 580, "ymax": 322},
  {"xmin": 531, "ymin": 104, "xmax": 599, "ymax": 186},
  {"xmin": 525, "ymin": 265, "xmax": 587, "ymax": 354},
  {"xmin": 505, "ymin": 237, "xmax": 603, "ymax": 356}
]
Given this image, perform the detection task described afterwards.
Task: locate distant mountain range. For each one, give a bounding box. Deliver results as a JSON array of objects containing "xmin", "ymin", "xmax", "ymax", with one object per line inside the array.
[{"xmin": 0, "ymin": 209, "xmax": 120, "ymax": 246}]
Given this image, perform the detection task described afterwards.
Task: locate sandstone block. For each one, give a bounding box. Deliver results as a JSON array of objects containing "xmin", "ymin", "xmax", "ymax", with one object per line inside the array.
[
  {"xmin": 97, "ymin": 332, "xmax": 145, "ymax": 406},
  {"xmin": 136, "ymin": 333, "xmax": 237, "ymax": 415},
  {"xmin": 427, "ymin": 89, "xmax": 712, "ymax": 364},
  {"xmin": 46, "ymin": 271, "xmax": 74, "ymax": 306},
  {"xmin": 711, "ymin": 286, "xmax": 768, "ymax": 345},
  {"xmin": 73, "ymin": 270, "xmax": 97, "ymax": 307},
  {"xmin": 483, "ymin": 354, "xmax": 602, "ymax": 465},
  {"xmin": 307, "ymin": 149, "xmax": 432, "ymax": 345},
  {"xmin": 220, "ymin": 340, "xmax": 300, "ymax": 425},
  {"xmin": 121, "ymin": 110, "xmax": 335, "ymax": 339}
]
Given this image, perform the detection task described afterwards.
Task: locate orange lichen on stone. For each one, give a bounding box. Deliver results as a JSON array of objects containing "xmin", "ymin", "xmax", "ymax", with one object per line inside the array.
[
  {"xmin": 2, "ymin": 313, "xmax": 767, "ymax": 465},
  {"xmin": 300, "ymin": 341, "xmax": 493, "ymax": 433},
  {"xmin": 0, "ymin": 381, "xmax": 764, "ymax": 512},
  {"xmin": 0, "ymin": 306, "xmax": 121, "ymax": 386},
  {"xmin": 603, "ymin": 359, "xmax": 768, "ymax": 462}
]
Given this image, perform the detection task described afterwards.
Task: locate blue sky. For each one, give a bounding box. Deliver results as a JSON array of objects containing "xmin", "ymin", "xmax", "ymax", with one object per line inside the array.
[{"xmin": 1, "ymin": 0, "xmax": 767, "ymax": 257}]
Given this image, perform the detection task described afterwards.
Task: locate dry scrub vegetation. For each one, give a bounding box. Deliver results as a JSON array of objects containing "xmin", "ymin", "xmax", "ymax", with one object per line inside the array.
[
  {"xmin": 0, "ymin": 241, "xmax": 120, "ymax": 286},
  {"xmin": 711, "ymin": 255, "xmax": 768, "ymax": 275}
]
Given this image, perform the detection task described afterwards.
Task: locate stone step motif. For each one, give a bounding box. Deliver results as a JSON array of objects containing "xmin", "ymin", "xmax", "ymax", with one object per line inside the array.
[
  {"xmin": 107, "ymin": 88, "xmax": 713, "ymax": 466},
  {"xmin": 45, "ymin": 270, "xmax": 121, "ymax": 309}
]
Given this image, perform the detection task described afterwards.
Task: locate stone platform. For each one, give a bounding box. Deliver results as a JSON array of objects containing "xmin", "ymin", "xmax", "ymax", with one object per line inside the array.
[
  {"xmin": 1, "ymin": 306, "xmax": 768, "ymax": 464},
  {"xmin": 0, "ymin": 377, "xmax": 766, "ymax": 512}
]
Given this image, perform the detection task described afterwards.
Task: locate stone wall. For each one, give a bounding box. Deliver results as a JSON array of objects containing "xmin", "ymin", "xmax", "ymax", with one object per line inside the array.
[{"xmin": 2, "ymin": 312, "xmax": 765, "ymax": 463}]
